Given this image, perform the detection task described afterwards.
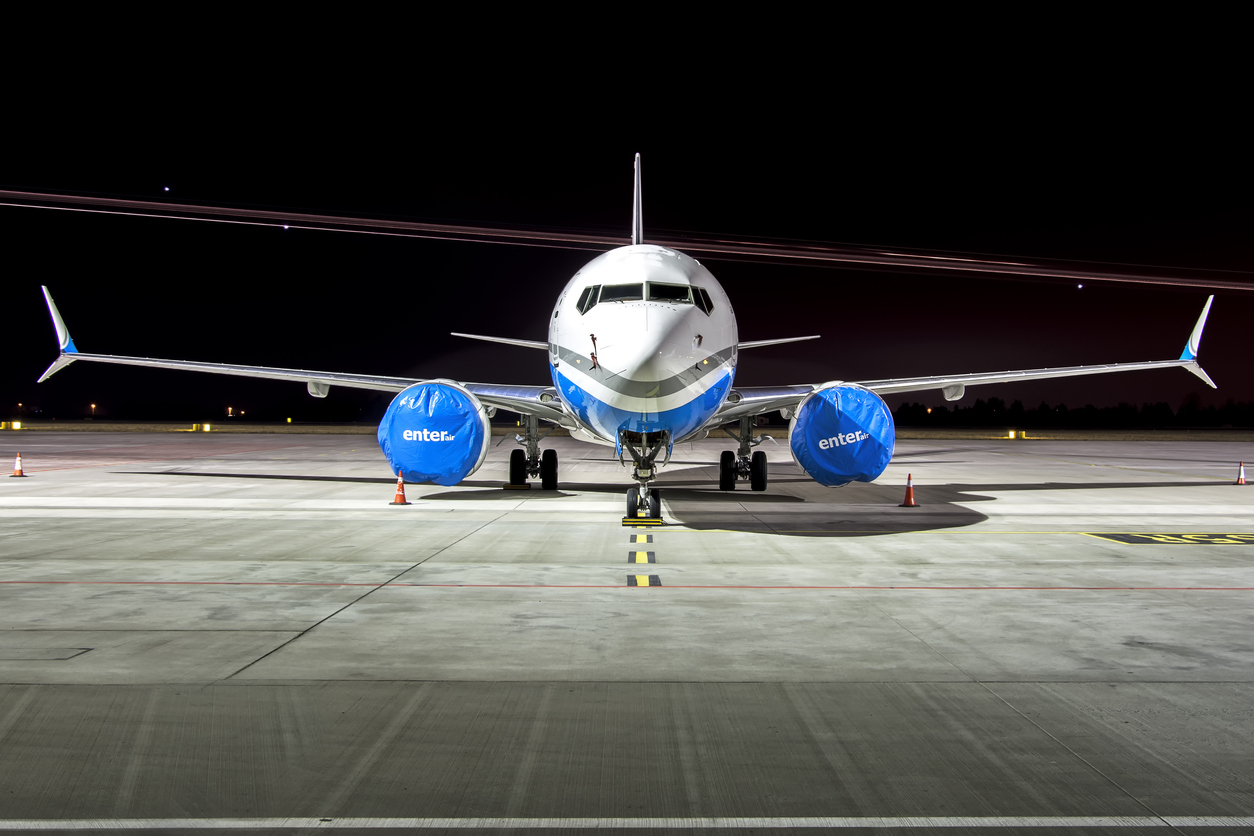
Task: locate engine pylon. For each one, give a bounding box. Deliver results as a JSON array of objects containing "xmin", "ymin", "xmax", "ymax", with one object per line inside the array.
[
  {"xmin": 899, "ymin": 473, "xmax": 918, "ymax": 507},
  {"xmin": 1237, "ymin": 462, "xmax": 1247, "ymax": 486},
  {"xmin": 10, "ymin": 453, "xmax": 27, "ymax": 477},
  {"xmin": 389, "ymin": 473, "xmax": 411, "ymax": 505}
]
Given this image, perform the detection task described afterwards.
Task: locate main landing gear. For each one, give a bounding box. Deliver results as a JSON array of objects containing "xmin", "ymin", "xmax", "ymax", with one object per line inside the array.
[
  {"xmin": 719, "ymin": 415, "xmax": 769, "ymax": 492},
  {"xmin": 509, "ymin": 413, "xmax": 558, "ymax": 490},
  {"xmin": 619, "ymin": 429, "xmax": 670, "ymax": 518}
]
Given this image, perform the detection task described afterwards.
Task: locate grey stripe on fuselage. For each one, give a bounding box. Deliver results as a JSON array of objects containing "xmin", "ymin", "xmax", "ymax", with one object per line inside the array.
[{"xmin": 550, "ymin": 343, "xmax": 734, "ymax": 400}]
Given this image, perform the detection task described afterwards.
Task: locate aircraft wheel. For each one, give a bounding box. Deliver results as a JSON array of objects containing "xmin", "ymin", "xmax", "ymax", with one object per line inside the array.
[
  {"xmin": 648, "ymin": 489, "xmax": 661, "ymax": 518},
  {"xmin": 626, "ymin": 486, "xmax": 640, "ymax": 517},
  {"xmin": 509, "ymin": 449, "xmax": 528, "ymax": 485},
  {"xmin": 719, "ymin": 450, "xmax": 736, "ymax": 491},
  {"xmin": 540, "ymin": 448, "xmax": 558, "ymax": 490},
  {"xmin": 750, "ymin": 450, "xmax": 768, "ymax": 491}
]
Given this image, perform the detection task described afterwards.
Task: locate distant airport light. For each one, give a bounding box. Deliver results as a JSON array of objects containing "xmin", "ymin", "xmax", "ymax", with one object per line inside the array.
[
  {"xmin": 1078, "ymin": 283, "xmax": 1083, "ymax": 288},
  {"xmin": 1008, "ymin": 430, "xmax": 1016, "ymax": 439},
  {"xmin": 287, "ymin": 417, "xmax": 292, "ymax": 423},
  {"xmin": 227, "ymin": 406, "xmax": 233, "ymax": 417},
  {"xmin": 926, "ymin": 408, "xmax": 932, "ymax": 414},
  {"xmin": 11, "ymin": 422, "xmax": 20, "ymax": 430},
  {"xmin": 163, "ymin": 187, "xmax": 169, "ymax": 191},
  {"xmin": 203, "ymin": 424, "xmax": 212, "ymax": 432},
  {"xmin": 90, "ymin": 403, "xmax": 96, "ymax": 416}
]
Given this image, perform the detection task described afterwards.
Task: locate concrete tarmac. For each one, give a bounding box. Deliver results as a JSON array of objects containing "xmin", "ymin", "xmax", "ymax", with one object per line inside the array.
[{"xmin": 1, "ymin": 432, "xmax": 1253, "ymax": 833}]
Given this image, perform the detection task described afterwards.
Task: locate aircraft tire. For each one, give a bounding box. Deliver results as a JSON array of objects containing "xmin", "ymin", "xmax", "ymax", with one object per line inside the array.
[
  {"xmin": 648, "ymin": 489, "xmax": 661, "ymax": 518},
  {"xmin": 540, "ymin": 448, "xmax": 558, "ymax": 490},
  {"xmin": 719, "ymin": 450, "xmax": 736, "ymax": 491},
  {"xmin": 750, "ymin": 450, "xmax": 768, "ymax": 491},
  {"xmin": 509, "ymin": 449, "xmax": 527, "ymax": 485},
  {"xmin": 627, "ymin": 486, "xmax": 640, "ymax": 517}
]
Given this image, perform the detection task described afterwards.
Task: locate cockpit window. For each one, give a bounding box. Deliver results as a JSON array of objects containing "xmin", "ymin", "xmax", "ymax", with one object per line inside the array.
[
  {"xmin": 647, "ymin": 283, "xmax": 692, "ymax": 304},
  {"xmin": 693, "ymin": 286, "xmax": 715, "ymax": 315},
  {"xmin": 599, "ymin": 283, "xmax": 643, "ymax": 303},
  {"xmin": 577, "ymin": 285, "xmax": 601, "ymax": 314}
]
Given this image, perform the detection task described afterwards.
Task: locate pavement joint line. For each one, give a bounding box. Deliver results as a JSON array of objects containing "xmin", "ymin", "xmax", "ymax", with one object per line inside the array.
[
  {"xmin": 2, "ymin": 815, "xmax": 1253, "ymax": 828},
  {"xmin": 874, "ymin": 579, "xmax": 1178, "ymax": 827},
  {"xmin": 4, "ymin": 581, "xmax": 1254, "ymax": 590},
  {"xmin": 873, "ymin": 563, "xmax": 1189, "ymax": 831},
  {"xmin": 990, "ymin": 448, "xmax": 1234, "ymax": 482},
  {"xmin": 218, "ymin": 512, "xmax": 508, "ymax": 680},
  {"xmin": 977, "ymin": 682, "xmax": 1184, "ymax": 830}
]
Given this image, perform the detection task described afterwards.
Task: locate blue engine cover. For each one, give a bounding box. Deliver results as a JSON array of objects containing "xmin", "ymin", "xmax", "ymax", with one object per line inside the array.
[
  {"xmin": 377, "ymin": 381, "xmax": 490, "ymax": 486},
  {"xmin": 789, "ymin": 384, "xmax": 895, "ymax": 487}
]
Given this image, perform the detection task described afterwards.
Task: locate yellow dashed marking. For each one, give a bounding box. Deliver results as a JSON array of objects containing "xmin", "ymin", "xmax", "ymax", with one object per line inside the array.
[{"xmin": 1086, "ymin": 532, "xmax": 1254, "ymax": 545}]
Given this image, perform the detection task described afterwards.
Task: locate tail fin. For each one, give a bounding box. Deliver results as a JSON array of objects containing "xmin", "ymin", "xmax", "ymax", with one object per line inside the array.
[{"xmin": 631, "ymin": 153, "xmax": 643, "ymax": 246}]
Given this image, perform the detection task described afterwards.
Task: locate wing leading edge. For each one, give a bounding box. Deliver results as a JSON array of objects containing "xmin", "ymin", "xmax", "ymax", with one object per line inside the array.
[
  {"xmin": 714, "ymin": 296, "xmax": 1217, "ymax": 423},
  {"xmin": 35, "ymin": 287, "xmax": 569, "ymax": 425}
]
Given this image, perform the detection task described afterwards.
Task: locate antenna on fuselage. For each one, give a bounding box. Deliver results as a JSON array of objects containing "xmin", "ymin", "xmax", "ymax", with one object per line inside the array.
[{"xmin": 631, "ymin": 153, "xmax": 643, "ymax": 246}]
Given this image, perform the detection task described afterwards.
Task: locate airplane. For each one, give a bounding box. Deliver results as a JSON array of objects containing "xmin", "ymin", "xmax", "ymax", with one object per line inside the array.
[{"xmin": 35, "ymin": 154, "xmax": 1217, "ymax": 518}]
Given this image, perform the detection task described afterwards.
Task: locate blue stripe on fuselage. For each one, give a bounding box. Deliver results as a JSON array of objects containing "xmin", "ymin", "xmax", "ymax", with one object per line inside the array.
[{"xmin": 552, "ymin": 368, "xmax": 733, "ymax": 441}]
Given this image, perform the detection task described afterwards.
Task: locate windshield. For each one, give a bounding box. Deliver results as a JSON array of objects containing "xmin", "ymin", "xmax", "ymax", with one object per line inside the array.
[
  {"xmin": 576, "ymin": 285, "xmax": 600, "ymax": 314},
  {"xmin": 647, "ymin": 283, "xmax": 692, "ymax": 304},
  {"xmin": 599, "ymin": 284, "xmax": 644, "ymax": 303},
  {"xmin": 694, "ymin": 286, "xmax": 714, "ymax": 315}
]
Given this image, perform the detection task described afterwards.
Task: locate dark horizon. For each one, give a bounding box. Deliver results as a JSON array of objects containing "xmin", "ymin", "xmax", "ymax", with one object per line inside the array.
[{"xmin": 6, "ymin": 114, "xmax": 1252, "ymax": 426}]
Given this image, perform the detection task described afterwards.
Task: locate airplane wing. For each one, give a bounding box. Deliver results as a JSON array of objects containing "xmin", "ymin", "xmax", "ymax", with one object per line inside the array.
[
  {"xmin": 35, "ymin": 287, "xmax": 571, "ymax": 425},
  {"xmin": 713, "ymin": 296, "xmax": 1217, "ymax": 424}
]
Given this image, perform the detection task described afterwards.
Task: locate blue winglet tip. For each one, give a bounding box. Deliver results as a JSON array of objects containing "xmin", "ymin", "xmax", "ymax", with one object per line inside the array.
[{"xmin": 64, "ymin": 337, "xmax": 79, "ymax": 355}]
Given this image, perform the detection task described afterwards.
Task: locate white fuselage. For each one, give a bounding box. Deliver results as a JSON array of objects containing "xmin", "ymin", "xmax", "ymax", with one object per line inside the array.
[{"xmin": 547, "ymin": 245, "xmax": 738, "ymax": 445}]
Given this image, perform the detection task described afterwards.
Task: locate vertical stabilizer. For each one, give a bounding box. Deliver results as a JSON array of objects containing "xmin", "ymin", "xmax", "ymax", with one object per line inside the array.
[{"xmin": 631, "ymin": 153, "xmax": 643, "ymax": 245}]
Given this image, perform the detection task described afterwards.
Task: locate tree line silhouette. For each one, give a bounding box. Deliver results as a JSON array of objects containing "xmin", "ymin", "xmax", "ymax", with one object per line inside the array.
[{"xmin": 893, "ymin": 396, "xmax": 1254, "ymax": 429}]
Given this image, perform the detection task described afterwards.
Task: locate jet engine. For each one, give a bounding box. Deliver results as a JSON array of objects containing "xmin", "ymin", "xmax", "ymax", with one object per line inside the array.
[
  {"xmin": 789, "ymin": 383, "xmax": 895, "ymax": 487},
  {"xmin": 377, "ymin": 381, "xmax": 491, "ymax": 486}
]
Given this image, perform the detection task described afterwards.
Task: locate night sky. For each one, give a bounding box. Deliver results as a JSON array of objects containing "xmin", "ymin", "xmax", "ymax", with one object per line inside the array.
[{"xmin": 5, "ymin": 55, "xmax": 1252, "ymax": 425}]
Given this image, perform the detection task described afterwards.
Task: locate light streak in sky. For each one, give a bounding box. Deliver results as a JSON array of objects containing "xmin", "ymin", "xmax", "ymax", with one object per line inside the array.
[{"xmin": 1, "ymin": 189, "xmax": 1251, "ymax": 292}]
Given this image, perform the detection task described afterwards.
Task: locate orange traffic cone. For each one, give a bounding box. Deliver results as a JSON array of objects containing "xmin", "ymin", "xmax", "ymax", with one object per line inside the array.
[
  {"xmin": 899, "ymin": 473, "xmax": 918, "ymax": 507},
  {"xmin": 1237, "ymin": 462, "xmax": 1247, "ymax": 486},
  {"xmin": 389, "ymin": 473, "xmax": 411, "ymax": 505},
  {"xmin": 10, "ymin": 453, "xmax": 26, "ymax": 477}
]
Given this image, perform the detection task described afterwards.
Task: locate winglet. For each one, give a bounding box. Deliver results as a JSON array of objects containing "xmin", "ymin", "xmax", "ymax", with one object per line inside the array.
[
  {"xmin": 41, "ymin": 286, "xmax": 78, "ymax": 354},
  {"xmin": 1179, "ymin": 295, "xmax": 1214, "ymax": 361},
  {"xmin": 37, "ymin": 286, "xmax": 79, "ymax": 383},
  {"xmin": 631, "ymin": 153, "xmax": 643, "ymax": 246}
]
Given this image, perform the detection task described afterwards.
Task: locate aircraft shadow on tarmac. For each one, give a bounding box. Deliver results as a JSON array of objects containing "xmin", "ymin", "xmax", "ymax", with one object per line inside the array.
[{"xmin": 129, "ymin": 470, "xmax": 1224, "ymax": 538}]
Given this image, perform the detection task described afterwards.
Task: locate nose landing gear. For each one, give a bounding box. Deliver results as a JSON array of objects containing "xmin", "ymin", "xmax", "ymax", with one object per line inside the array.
[
  {"xmin": 620, "ymin": 429, "xmax": 670, "ymax": 520},
  {"xmin": 719, "ymin": 415, "xmax": 771, "ymax": 491},
  {"xmin": 509, "ymin": 413, "xmax": 559, "ymax": 490}
]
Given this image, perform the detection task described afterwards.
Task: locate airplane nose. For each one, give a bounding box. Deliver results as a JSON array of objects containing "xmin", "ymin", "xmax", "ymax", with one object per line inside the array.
[{"xmin": 610, "ymin": 308, "xmax": 695, "ymax": 382}]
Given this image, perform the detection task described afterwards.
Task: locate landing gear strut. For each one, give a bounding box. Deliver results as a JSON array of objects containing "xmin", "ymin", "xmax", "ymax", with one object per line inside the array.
[
  {"xmin": 620, "ymin": 429, "xmax": 670, "ymax": 518},
  {"xmin": 720, "ymin": 415, "xmax": 770, "ymax": 492},
  {"xmin": 509, "ymin": 413, "xmax": 559, "ymax": 490}
]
